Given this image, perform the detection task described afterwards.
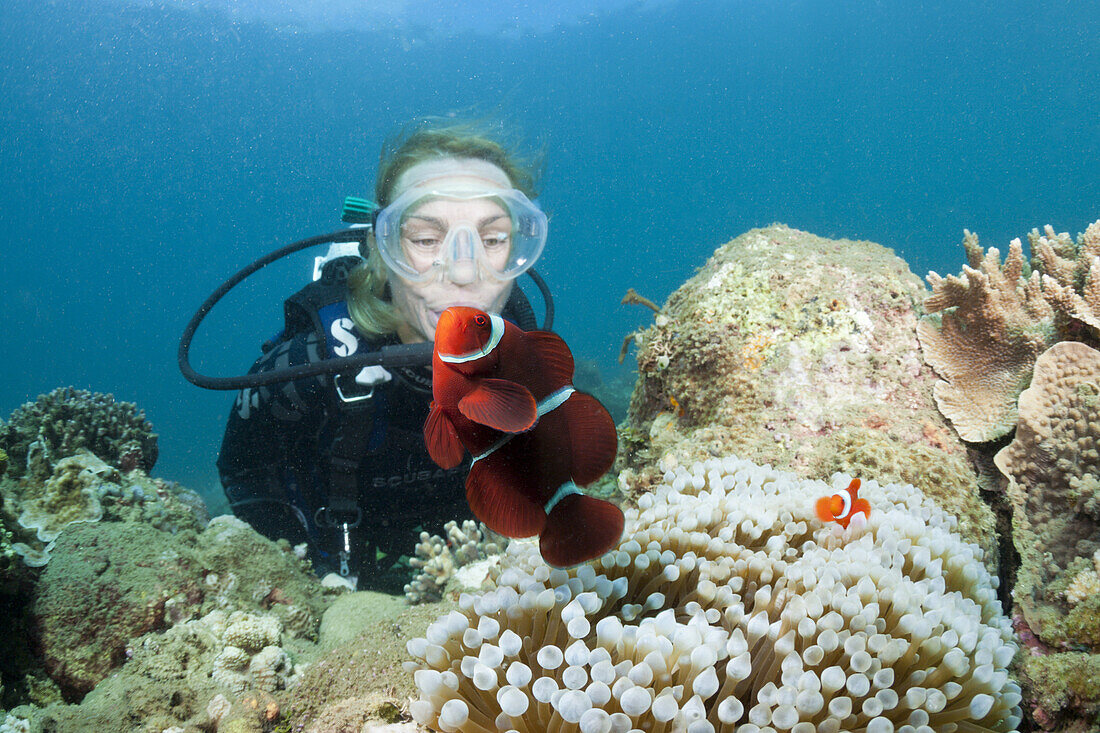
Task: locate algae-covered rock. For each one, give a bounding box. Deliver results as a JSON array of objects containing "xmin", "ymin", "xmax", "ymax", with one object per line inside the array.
[
  {"xmin": 22, "ymin": 516, "xmax": 334, "ymax": 730},
  {"xmin": 30, "ymin": 522, "xmax": 204, "ymax": 698},
  {"xmin": 620, "ymin": 224, "xmax": 997, "ymax": 561},
  {"xmin": 281, "ymin": 594, "xmax": 447, "ymax": 731}
]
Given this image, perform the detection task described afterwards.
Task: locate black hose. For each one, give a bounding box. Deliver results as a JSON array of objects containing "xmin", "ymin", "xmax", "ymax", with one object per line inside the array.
[{"xmin": 179, "ymin": 227, "xmax": 554, "ymax": 391}]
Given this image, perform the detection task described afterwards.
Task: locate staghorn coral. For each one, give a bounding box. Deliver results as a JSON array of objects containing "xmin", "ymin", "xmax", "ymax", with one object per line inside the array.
[
  {"xmin": 1031, "ymin": 220, "xmax": 1100, "ymax": 337},
  {"xmin": 917, "ymin": 231, "xmax": 1057, "ymax": 443},
  {"xmin": 405, "ymin": 520, "xmax": 506, "ymax": 605},
  {"xmin": 406, "ymin": 455, "xmax": 1022, "ymax": 732},
  {"xmin": 994, "ymin": 341, "xmax": 1100, "ymax": 647},
  {"xmin": 0, "ymin": 387, "xmax": 157, "ymax": 480}
]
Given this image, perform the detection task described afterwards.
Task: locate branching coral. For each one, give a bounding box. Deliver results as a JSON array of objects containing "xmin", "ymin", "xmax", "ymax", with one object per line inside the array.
[
  {"xmin": 0, "ymin": 387, "xmax": 157, "ymax": 480},
  {"xmin": 405, "ymin": 520, "xmax": 506, "ymax": 604},
  {"xmin": 406, "ymin": 456, "xmax": 1022, "ymax": 732},
  {"xmin": 917, "ymin": 232, "xmax": 1056, "ymax": 443},
  {"xmin": 1031, "ymin": 220, "xmax": 1100, "ymax": 337}
]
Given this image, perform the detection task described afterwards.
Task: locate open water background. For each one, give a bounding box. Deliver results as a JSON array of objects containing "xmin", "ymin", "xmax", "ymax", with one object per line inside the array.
[{"xmin": 1, "ymin": 0, "xmax": 1097, "ymax": 505}]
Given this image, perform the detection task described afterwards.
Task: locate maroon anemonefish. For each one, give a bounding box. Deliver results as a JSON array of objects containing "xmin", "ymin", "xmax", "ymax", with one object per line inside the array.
[
  {"xmin": 424, "ymin": 307, "xmax": 625, "ymax": 568},
  {"xmin": 815, "ymin": 478, "xmax": 870, "ymax": 529}
]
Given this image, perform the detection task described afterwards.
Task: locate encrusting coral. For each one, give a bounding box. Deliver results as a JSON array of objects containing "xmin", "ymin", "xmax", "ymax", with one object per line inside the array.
[
  {"xmin": 406, "ymin": 455, "xmax": 1022, "ymax": 732},
  {"xmin": 917, "ymin": 231, "xmax": 1057, "ymax": 444}
]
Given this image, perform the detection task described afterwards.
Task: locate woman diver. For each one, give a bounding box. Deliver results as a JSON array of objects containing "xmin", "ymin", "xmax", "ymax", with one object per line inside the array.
[{"xmin": 214, "ymin": 123, "xmax": 549, "ymax": 591}]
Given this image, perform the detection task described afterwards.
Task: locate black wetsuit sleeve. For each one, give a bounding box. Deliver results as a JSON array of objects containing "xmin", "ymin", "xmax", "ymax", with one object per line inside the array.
[{"xmin": 216, "ymin": 330, "xmax": 329, "ymax": 543}]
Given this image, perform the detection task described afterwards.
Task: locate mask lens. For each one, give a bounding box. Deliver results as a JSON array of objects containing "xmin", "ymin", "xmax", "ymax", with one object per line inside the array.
[{"xmin": 375, "ymin": 188, "xmax": 546, "ymax": 282}]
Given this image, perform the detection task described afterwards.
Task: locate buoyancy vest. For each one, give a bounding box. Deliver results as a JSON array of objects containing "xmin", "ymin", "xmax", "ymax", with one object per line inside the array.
[{"xmin": 274, "ymin": 257, "xmax": 539, "ymax": 575}]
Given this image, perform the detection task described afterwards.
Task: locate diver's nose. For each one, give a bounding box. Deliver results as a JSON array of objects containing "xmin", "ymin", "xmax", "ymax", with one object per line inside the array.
[{"xmin": 445, "ymin": 226, "xmax": 480, "ymax": 285}]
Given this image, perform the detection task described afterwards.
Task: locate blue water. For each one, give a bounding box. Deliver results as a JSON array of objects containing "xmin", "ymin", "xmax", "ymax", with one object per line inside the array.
[{"xmin": 1, "ymin": 0, "xmax": 1097, "ymax": 505}]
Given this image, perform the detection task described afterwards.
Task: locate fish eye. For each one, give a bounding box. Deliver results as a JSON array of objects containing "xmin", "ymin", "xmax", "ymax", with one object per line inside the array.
[{"xmin": 474, "ymin": 313, "xmax": 488, "ymax": 327}]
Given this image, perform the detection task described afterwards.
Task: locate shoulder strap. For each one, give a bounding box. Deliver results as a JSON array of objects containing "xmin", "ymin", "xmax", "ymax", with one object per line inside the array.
[{"xmin": 278, "ymin": 256, "xmax": 362, "ymax": 356}]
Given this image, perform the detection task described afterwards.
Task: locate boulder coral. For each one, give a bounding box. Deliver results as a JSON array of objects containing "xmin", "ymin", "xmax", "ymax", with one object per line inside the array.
[
  {"xmin": 406, "ymin": 455, "xmax": 1022, "ymax": 732},
  {"xmin": 620, "ymin": 225, "xmax": 995, "ymax": 562}
]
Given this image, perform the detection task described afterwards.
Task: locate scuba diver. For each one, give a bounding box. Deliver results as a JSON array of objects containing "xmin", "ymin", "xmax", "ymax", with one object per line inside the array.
[{"xmin": 205, "ymin": 125, "xmax": 551, "ymax": 590}]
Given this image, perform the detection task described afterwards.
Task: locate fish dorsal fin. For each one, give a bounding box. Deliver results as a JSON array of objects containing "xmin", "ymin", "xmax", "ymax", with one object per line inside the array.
[
  {"xmin": 560, "ymin": 392, "xmax": 618, "ymax": 485},
  {"xmin": 527, "ymin": 330, "xmax": 574, "ymax": 385},
  {"xmin": 458, "ymin": 378, "xmax": 538, "ymax": 433},
  {"xmin": 424, "ymin": 402, "xmax": 466, "ymax": 469}
]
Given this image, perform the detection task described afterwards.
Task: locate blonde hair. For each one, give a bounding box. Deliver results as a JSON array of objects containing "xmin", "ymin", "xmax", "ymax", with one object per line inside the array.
[{"xmin": 346, "ymin": 121, "xmax": 541, "ymax": 337}]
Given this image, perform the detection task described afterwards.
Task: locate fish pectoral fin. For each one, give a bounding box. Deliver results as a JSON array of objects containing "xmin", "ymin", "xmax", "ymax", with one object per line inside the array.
[
  {"xmin": 458, "ymin": 378, "xmax": 538, "ymax": 433},
  {"xmin": 424, "ymin": 402, "xmax": 466, "ymax": 469}
]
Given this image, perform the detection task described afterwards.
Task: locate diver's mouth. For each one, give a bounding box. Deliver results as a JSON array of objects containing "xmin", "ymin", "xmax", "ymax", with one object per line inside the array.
[{"xmin": 428, "ymin": 303, "xmax": 482, "ymax": 325}]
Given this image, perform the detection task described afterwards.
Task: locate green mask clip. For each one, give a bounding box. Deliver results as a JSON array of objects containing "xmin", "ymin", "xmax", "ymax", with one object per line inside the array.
[{"xmin": 341, "ymin": 196, "xmax": 380, "ymax": 225}]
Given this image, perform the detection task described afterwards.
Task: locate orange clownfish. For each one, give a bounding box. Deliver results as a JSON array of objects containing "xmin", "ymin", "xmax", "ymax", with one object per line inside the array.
[
  {"xmin": 424, "ymin": 307, "xmax": 625, "ymax": 568},
  {"xmin": 815, "ymin": 478, "xmax": 870, "ymax": 529}
]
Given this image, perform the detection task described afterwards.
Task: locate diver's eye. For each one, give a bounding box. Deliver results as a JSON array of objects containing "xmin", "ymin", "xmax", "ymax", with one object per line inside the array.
[
  {"xmin": 407, "ymin": 237, "xmax": 442, "ymax": 250},
  {"xmin": 481, "ymin": 232, "xmax": 510, "ymax": 249}
]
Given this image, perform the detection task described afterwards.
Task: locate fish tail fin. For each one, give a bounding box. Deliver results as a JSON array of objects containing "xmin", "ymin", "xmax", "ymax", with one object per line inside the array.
[
  {"xmin": 539, "ymin": 484, "xmax": 624, "ymax": 568},
  {"xmin": 562, "ymin": 392, "xmax": 618, "ymax": 485}
]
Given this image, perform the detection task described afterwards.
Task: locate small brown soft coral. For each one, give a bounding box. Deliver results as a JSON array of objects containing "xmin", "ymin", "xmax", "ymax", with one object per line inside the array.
[
  {"xmin": 917, "ymin": 231, "xmax": 1057, "ymax": 443},
  {"xmin": 994, "ymin": 340, "xmax": 1100, "ymax": 645}
]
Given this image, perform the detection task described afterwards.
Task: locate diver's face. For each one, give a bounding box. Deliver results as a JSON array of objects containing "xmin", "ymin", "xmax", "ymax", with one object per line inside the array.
[{"xmin": 386, "ymin": 158, "xmax": 515, "ymax": 343}]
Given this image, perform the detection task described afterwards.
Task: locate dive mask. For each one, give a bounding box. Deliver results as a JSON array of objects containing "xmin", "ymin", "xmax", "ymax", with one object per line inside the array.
[{"xmin": 373, "ymin": 187, "xmax": 547, "ymax": 284}]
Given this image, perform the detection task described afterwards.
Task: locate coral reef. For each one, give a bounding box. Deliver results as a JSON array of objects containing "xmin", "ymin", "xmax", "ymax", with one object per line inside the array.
[
  {"xmin": 9, "ymin": 451, "xmax": 207, "ymax": 567},
  {"xmin": 993, "ymin": 340, "xmax": 1100, "ymax": 648},
  {"xmin": 620, "ymin": 225, "xmax": 996, "ymax": 561},
  {"xmin": 1031, "ymin": 221, "xmax": 1100, "ymax": 338},
  {"xmin": 405, "ymin": 521, "xmax": 506, "ymax": 605},
  {"xmin": 0, "ymin": 388, "xmax": 157, "ymax": 481},
  {"xmin": 407, "ymin": 455, "xmax": 1022, "ymax": 731},
  {"xmin": 917, "ymin": 232, "xmax": 1057, "ymax": 443},
  {"xmin": 17, "ymin": 515, "xmax": 329, "ymax": 729},
  {"xmin": 30, "ymin": 521, "xmax": 205, "ymax": 698}
]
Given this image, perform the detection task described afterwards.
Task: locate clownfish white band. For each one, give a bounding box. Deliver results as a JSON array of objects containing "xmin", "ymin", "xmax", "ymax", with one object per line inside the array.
[
  {"xmin": 437, "ymin": 313, "xmax": 506, "ymax": 364},
  {"xmin": 833, "ymin": 489, "xmax": 853, "ymax": 519},
  {"xmin": 543, "ymin": 481, "xmax": 582, "ymax": 514}
]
